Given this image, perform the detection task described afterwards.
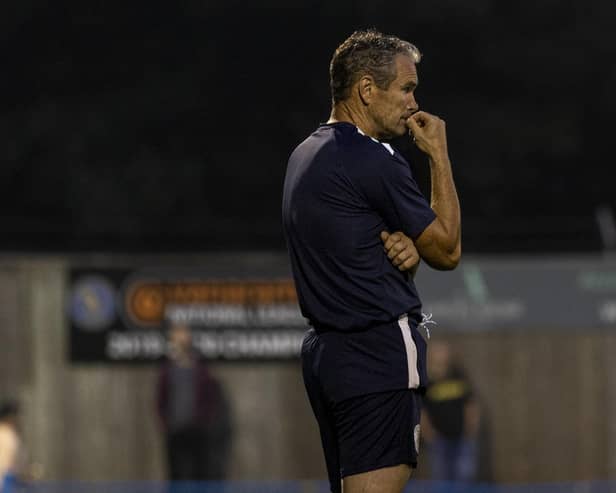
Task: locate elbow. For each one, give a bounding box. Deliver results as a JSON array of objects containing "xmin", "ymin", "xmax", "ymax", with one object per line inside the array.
[
  {"xmin": 445, "ymin": 243, "xmax": 462, "ymax": 270},
  {"xmin": 415, "ymin": 224, "xmax": 462, "ymax": 270},
  {"xmin": 434, "ymin": 254, "xmax": 459, "ymax": 271},
  {"xmin": 442, "ymin": 250, "xmax": 461, "ymax": 270},
  {"xmin": 433, "ymin": 244, "xmax": 461, "ymax": 271}
]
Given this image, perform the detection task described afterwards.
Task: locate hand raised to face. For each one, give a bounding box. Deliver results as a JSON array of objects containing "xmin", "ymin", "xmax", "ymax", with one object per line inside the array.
[{"xmin": 407, "ymin": 111, "xmax": 449, "ymax": 160}]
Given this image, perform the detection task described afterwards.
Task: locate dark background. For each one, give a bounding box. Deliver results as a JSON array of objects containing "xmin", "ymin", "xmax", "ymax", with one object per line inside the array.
[{"xmin": 2, "ymin": 0, "xmax": 614, "ymax": 252}]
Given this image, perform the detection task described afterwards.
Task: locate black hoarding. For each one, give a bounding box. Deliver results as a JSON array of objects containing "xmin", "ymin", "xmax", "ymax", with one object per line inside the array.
[
  {"xmin": 68, "ymin": 267, "xmax": 306, "ymax": 363},
  {"xmin": 68, "ymin": 256, "xmax": 616, "ymax": 362}
]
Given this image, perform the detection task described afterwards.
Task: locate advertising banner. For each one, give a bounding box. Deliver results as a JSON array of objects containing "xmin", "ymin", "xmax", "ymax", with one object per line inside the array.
[
  {"xmin": 68, "ymin": 255, "xmax": 616, "ymax": 362},
  {"xmin": 68, "ymin": 264, "xmax": 305, "ymax": 362},
  {"xmin": 416, "ymin": 257, "xmax": 616, "ymax": 331}
]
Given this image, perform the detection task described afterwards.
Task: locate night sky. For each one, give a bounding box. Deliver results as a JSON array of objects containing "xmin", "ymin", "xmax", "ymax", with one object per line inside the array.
[{"xmin": 2, "ymin": 1, "xmax": 614, "ymax": 252}]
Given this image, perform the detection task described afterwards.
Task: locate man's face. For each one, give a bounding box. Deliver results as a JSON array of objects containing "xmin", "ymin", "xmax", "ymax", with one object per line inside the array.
[
  {"xmin": 369, "ymin": 54, "xmax": 419, "ymax": 140},
  {"xmin": 428, "ymin": 341, "xmax": 452, "ymax": 380},
  {"xmin": 169, "ymin": 324, "xmax": 192, "ymax": 353}
]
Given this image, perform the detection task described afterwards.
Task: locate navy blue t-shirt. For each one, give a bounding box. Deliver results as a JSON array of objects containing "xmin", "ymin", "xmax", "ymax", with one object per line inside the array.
[{"xmin": 282, "ymin": 122, "xmax": 436, "ymax": 332}]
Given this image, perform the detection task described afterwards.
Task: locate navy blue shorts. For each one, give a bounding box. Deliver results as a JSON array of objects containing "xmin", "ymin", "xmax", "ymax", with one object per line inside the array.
[{"xmin": 301, "ymin": 317, "xmax": 426, "ymax": 493}]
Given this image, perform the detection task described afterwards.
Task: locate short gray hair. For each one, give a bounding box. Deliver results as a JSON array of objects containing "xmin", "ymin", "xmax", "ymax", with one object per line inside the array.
[{"xmin": 329, "ymin": 29, "xmax": 421, "ymax": 104}]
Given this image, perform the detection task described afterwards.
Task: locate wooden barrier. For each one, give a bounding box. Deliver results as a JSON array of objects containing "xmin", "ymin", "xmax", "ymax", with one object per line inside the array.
[{"xmin": 0, "ymin": 257, "xmax": 614, "ymax": 482}]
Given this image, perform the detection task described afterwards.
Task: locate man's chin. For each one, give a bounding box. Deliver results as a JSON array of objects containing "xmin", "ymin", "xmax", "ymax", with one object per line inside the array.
[
  {"xmin": 385, "ymin": 125, "xmax": 408, "ymax": 140},
  {"xmin": 377, "ymin": 122, "xmax": 407, "ymax": 141}
]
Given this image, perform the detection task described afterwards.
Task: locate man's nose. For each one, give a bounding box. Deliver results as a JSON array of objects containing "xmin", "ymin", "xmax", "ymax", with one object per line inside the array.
[{"xmin": 407, "ymin": 95, "xmax": 418, "ymax": 112}]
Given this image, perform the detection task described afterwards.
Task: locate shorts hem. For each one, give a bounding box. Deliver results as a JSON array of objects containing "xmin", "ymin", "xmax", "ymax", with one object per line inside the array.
[{"xmin": 340, "ymin": 457, "xmax": 418, "ymax": 479}]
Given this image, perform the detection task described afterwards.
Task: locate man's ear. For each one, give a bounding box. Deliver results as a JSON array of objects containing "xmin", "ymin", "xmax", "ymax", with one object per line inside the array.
[{"xmin": 357, "ymin": 75, "xmax": 375, "ymax": 106}]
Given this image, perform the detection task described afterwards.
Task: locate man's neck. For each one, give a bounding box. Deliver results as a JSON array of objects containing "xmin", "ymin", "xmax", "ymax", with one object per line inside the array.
[
  {"xmin": 328, "ymin": 103, "xmax": 379, "ymax": 140},
  {"xmin": 172, "ymin": 351, "xmax": 196, "ymax": 367}
]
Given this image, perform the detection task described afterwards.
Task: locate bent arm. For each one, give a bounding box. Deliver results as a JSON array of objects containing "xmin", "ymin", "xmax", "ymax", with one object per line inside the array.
[
  {"xmin": 415, "ymin": 151, "xmax": 461, "ymax": 270},
  {"xmin": 408, "ymin": 112, "xmax": 461, "ymax": 270}
]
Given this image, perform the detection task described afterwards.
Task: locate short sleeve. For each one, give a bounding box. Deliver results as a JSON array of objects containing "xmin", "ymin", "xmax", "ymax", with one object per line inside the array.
[{"xmin": 356, "ymin": 151, "xmax": 436, "ymax": 240}]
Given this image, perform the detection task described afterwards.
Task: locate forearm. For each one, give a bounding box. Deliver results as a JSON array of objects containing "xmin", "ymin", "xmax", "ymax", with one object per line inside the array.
[
  {"xmin": 408, "ymin": 111, "xmax": 461, "ymax": 270},
  {"xmin": 429, "ymin": 152, "xmax": 461, "ymax": 256}
]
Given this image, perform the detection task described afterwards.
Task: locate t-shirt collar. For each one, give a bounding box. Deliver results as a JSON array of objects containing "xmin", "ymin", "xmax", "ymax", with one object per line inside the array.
[{"xmin": 355, "ymin": 127, "xmax": 395, "ymax": 156}]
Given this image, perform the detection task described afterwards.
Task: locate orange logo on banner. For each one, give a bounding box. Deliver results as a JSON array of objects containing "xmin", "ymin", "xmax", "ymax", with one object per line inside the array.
[
  {"xmin": 127, "ymin": 283, "xmax": 165, "ymax": 324},
  {"xmin": 125, "ymin": 279, "xmax": 298, "ymax": 327}
]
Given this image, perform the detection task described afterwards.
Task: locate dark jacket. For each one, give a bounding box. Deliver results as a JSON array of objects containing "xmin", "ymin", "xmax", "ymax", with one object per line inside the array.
[{"xmin": 156, "ymin": 359, "xmax": 219, "ymax": 432}]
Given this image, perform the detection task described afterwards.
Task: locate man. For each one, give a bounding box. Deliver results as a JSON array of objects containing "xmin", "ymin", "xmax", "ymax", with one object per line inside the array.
[
  {"xmin": 0, "ymin": 401, "xmax": 22, "ymax": 493},
  {"xmin": 282, "ymin": 29, "xmax": 461, "ymax": 493},
  {"xmin": 156, "ymin": 323, "xmax": 232, "ymax": 482},
  {"xmin": 422, "ymin": 341, "xmax": 480, "ymax": 482}
]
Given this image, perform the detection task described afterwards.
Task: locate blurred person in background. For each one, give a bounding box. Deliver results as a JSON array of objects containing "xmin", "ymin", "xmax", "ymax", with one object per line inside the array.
[
  {"xmin": 422, "ymin": 341, "xmax": 481, "ymax": 482},
  {"xmin": 156, "ymin": 323, "xmax": 232, "ymax": 482},
  {"xmin": 283, "ymin": 29, "xmax": 461, "ymax": 493},
  {"xmin": 0, "ymin": 401, "xmax": 23, "ymax": 493}
]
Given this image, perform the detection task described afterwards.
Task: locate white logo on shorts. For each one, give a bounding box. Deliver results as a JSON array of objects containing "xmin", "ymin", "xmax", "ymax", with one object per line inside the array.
[{"xmin": 414, "ymin": 424, "xmax": 421, "ymax": 454}]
